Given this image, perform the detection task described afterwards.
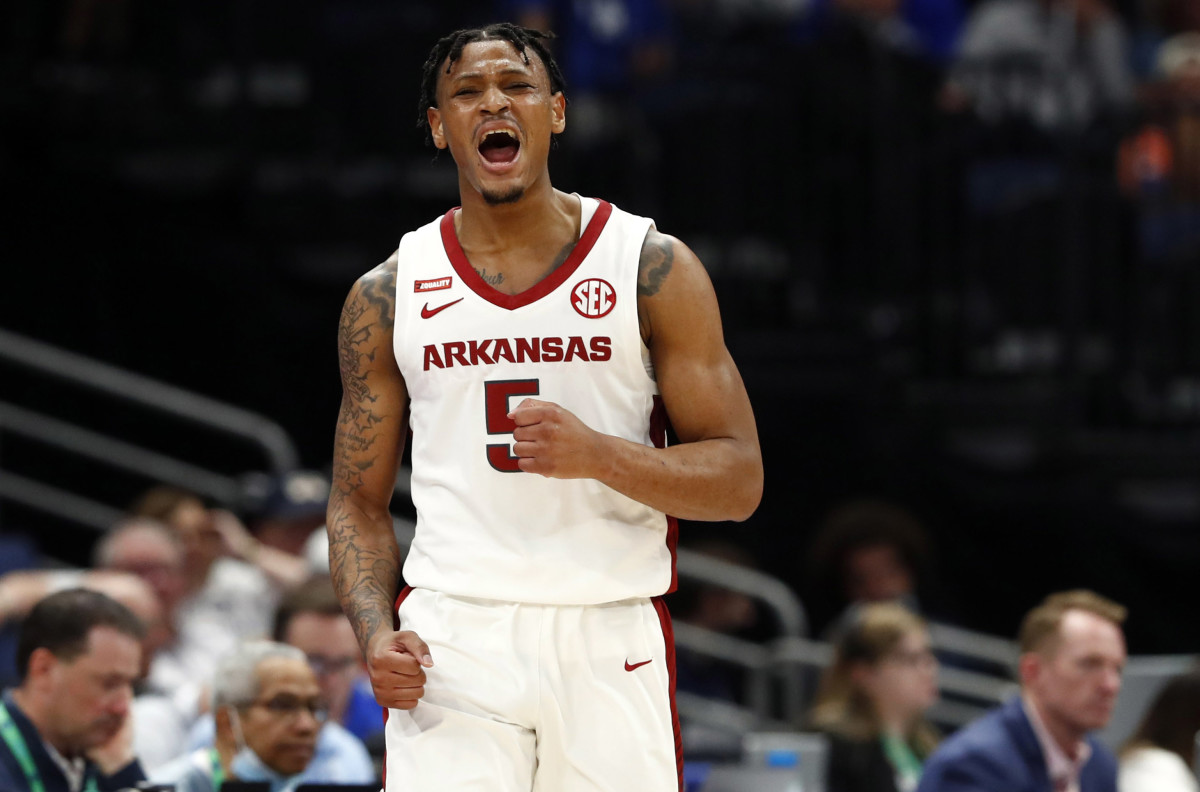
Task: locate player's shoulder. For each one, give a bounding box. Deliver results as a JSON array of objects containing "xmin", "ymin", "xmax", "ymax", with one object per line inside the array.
[
  {"xmin": 637, "ymin": 226, "xmax": 705, "ymax": 298},
  {"xmin": 341, "ymin": 253, "xmax": 399, "ymax": 331},
  {"xmin": 350, "ymin": 253, "xmax": 398, "ymax": 298}
]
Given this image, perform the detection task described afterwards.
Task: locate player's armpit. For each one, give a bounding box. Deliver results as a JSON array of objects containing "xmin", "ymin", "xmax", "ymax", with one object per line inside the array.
[{"xmin": 327, "ymin": 254, "xmax": 409, "ymax": 653}]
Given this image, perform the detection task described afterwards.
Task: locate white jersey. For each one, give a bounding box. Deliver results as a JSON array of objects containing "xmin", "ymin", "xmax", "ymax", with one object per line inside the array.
[{"xmin": 392, "ymin": 195, "xmax": 677, "ymax": 605}]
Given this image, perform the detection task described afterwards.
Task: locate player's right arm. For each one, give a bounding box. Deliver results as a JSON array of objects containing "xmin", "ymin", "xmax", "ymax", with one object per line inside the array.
[{"xmin": 327, "ymin": 253, "xmax": 432, "ymax": 710}]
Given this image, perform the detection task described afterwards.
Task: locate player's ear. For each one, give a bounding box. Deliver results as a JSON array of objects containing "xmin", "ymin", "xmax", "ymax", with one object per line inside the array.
[
  {"xmin": 551, "ymin": 92, "xmax": 566, "ymax": 135},
  {"xmin": 428, "ymin": 107, "xmax": 447, "ymax": 150}
]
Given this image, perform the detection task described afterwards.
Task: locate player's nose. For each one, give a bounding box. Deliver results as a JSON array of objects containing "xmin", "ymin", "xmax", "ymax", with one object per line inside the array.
[{"xmin": 480, "ymin": 84, "xmax": 510, "ymax": 114}]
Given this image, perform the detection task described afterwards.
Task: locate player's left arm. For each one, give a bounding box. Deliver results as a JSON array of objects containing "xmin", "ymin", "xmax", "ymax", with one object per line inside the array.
[{"xmin": 510, "ymin": 228, "xmax": 763, "ymax": 521}]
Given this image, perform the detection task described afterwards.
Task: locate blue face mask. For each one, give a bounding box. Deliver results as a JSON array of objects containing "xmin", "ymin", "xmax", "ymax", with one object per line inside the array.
[{"xmin": 229, "ymin": 745, "xmax": 305, "ymax": 792}]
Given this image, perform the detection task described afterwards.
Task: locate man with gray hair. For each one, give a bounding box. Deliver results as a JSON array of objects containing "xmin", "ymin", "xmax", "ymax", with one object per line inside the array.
[{"xmin": 153, "ymin": 641, "xmax": 324, "ymax": 792}]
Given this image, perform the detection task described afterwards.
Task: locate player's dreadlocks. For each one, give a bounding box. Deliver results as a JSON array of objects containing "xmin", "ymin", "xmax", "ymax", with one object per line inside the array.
[{"xmin": 417, "ymin": 23, "xmax": 568, "ymax": 147}]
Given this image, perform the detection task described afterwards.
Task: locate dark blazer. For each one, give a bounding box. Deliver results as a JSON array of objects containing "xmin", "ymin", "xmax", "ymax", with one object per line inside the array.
[
  {"xmin": 916, "ymin": 697, "xmax": 1118, "ymax": 792},
  {"xmin": 0, "ymin": 690, "xmax": 146, "ymax": 792},
  {"xmin": 824, "ymin": 732, "xmax": 901, "ymax": 792}
]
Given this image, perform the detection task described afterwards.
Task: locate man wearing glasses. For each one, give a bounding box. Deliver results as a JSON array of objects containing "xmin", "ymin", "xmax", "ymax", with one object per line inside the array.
[
  {"xmin": 271, "ymin": 578, "xmax": 383, "ymax": 746},
  {"xmin": 154, "ymin": 641, "xmax": 367, "ymax": 791}
]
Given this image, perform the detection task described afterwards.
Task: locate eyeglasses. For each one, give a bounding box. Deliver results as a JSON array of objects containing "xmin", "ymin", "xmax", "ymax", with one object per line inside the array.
[
  {"xmin": 306, "ymin": 654, "xmax": 359, "ymax": 676},
  {"xmin": 245, "ymin": 695, "xmax": 329, "ymax": 722}
]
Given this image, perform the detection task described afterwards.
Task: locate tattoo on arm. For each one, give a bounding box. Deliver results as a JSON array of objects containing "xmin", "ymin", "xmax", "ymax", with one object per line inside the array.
[
  {"xmin": 328, "ymin": 257, "xmax": 403, "ymax": 650},
  {"xmin": 638, "ymin": 232, "xmax": 675, "ymax": 297}
]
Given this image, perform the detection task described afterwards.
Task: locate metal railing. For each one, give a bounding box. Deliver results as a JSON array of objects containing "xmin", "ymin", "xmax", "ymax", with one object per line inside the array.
[
  {"xmin": 0, "ymin": 403, "xmax": 243, "ymax": 505},
  {"xmin": 0, "ymin": 328, "xmax": 304, "ymax": 540},
  {"xmin": 0, "ymin": 327, "xmax": 299, "ymax": 474}
]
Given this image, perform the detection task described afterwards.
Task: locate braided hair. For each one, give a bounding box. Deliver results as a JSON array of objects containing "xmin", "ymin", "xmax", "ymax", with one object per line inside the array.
[{"xmin": 416, "ymin": 23, "xmax": 568, "ymax": 147}]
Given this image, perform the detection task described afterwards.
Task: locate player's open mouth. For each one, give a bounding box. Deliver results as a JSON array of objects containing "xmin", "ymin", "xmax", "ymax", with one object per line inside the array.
[{"xmin": 478, "ymin": 129, "xmax": 521, "ymax": 168}]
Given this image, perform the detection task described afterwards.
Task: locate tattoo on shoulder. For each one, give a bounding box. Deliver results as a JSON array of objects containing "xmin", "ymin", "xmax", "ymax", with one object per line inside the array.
[
  {"xmin": 359, "ymin": 256, "xmax": 398, "ymax": 329},
  {"xmin": 638, "ymin": 232, "xmax": 675, "ymax": 297}
]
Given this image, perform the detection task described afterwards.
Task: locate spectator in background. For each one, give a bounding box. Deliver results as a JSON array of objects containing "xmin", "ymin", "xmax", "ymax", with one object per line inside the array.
[
  {"xmin": 132, "ymin": 485, "xmax": 310, "ymax": 596},
  {"xmin": 95, "ymin": 518, "xmax": 220, "ymax": 766},
  {"xmin": 239, "ymin": 470, "xmax": 332, "ymax": 557},
  {"xmin": 0, "ymin": 521, "xmax": 183, "ymax": 686},
  {"xmin": 0, "ymin": 519, "xmax": 229, "ymax": 772},
  {"xmin": 272, "ymin": 576, "xmax": 382, "ymax": 745},
  {"xmin": 180, "ymin": 581, "xmax": 377, "ymax": 785},
  {"xmin": 129, "ymin": 486, "xmax": 308, "ymax": 679},
  {"xmin": 917, "ymin": 590, "xmax": 1126, "ymax": 792},
  {"xmin": 153, "ymin": 641, "xmax": 340, "ymax": 792},
  {"xmin": 942, "ymin": 0, "xmax": 1136, "ymax": 133},
  {"xmin": 0, "ymin": 588, "xmax": 147, "ymax": 792},
  {"xmin": 808, "ymin": 499, "xmax": 947, "ymax": 637},
  {"xmin": 810, "ymin": 602, "xmax": 941, "ymax": 792},
  {"xmin": 1117, "ymin": 667, "xmax": 1200, "ymax": 792}
]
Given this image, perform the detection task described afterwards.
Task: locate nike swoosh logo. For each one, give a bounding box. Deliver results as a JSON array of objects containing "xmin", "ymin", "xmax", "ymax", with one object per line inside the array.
[
  {"xmin": 624, "ymin": 659, "xmax": 653, "ymax": 672},
  {"xmin": 421, "ymin": 298, "xmax": 464, "ymax": 319}
]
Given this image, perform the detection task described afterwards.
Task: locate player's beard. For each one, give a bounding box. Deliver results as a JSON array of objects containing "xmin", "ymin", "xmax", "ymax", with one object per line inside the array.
[{"xmin": 482, "ymin": 185, "xmax": 525, "ymax": 205}]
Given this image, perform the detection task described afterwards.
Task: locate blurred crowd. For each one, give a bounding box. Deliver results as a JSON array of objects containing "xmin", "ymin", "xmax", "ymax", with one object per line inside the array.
[
  {"xmin": 2, "ymin": 0, "xmax": 1200, "ymax": 790},
  {"xmin": 2, "ymin": 483, "xmax": 1197, "ymax": 791},
  {"xmin": 0, "ymin": 473, "xmax": 386, "ymax": 789}
]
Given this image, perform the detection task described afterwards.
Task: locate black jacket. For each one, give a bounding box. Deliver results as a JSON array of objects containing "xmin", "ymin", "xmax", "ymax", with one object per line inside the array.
[
  {"xmin": 824, "ymin": 732, "xmax": 903, "ymax": 792},
  {"xmin": 0, "ymin": 690, "xmax": 146, "ymax": 792}
]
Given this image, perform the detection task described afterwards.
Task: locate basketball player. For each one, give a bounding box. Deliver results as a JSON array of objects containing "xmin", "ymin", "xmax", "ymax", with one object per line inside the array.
[{"xmin": 326, "ymin": 22, "xmax": 763, "ymax": 792}]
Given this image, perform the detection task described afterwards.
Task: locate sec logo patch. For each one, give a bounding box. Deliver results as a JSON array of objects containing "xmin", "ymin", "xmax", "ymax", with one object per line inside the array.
[{"xmin": 571, "ymin": 278, "xmax": 615, "ymax": 318}]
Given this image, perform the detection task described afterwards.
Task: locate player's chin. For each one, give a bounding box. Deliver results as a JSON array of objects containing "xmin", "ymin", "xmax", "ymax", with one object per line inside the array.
[{"xmin": 481, "ymin": 183, "xmax": 526, "ymax": 206}]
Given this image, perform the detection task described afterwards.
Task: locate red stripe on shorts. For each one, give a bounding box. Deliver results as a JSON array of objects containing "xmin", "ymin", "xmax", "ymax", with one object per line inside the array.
[{"xmin": 653, "ymin": 596, "xmax": 684, "ymax": 791}]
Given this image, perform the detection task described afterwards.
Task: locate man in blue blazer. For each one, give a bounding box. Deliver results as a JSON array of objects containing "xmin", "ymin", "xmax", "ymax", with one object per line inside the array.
[{"xmin": 918, "ymin": 590, "xmax": 1126, "ymax": 792}]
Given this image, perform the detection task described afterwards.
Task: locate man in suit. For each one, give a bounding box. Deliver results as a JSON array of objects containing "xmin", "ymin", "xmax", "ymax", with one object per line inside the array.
[
  {"xmin": 0, "ymin": 588, "xmax": 147, "ymax": 792},
  {"xmin": 917, "ymin": 590, "xmax": 1126, "ymax": 792}
]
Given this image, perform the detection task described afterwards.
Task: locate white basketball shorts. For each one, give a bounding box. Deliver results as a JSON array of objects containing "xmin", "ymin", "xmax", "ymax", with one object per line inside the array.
[{"xmin": 383, "ymin": 587, "xmax": 683, "ymax": 792}]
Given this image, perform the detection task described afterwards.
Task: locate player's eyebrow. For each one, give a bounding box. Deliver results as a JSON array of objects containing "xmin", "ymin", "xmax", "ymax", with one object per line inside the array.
[{"xmin": 450, "ymin": 66, "xmax": 534, "ymax": 82}]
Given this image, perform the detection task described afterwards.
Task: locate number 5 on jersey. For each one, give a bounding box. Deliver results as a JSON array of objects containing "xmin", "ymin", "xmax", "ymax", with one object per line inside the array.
[{"xmin": 485, "ymin": 379, "xmax": 540, "ymax": 472}]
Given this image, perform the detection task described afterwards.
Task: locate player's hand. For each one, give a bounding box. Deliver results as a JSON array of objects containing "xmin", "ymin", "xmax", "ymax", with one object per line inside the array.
[
  {"xmin": 365, "ymin": 629, "xmax": 433, "ymax": 710},
  {"xmin": 509, "ymin": 398, "xmax": 603, "ymax": 479}
]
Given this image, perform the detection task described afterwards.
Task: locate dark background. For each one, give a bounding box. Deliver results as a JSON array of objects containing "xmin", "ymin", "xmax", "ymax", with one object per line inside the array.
[{"xmin": 2, "ymin": 0, "xmax": 1198, "ymax": 653}]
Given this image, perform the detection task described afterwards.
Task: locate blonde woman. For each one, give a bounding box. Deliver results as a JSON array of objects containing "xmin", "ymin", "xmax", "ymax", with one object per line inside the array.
[{"xmin": 811, "ymin": 602, "xmax": 941, "ymax": 792}]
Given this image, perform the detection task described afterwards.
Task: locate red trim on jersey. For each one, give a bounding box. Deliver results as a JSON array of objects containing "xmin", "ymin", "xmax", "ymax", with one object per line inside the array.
[
  {"xmin": 650, "ymin": 396, "xmax": 680, "ymax": 594},
  {"xmin": 653, "ymin": 596, "xmax": 685, "ymax": 792},
  {"xmin": 439, "ymin": 200, "xmax": 614, "ymax": 311},
  {"xmin": 381, "ymin": 585, "xmax": 415, "ymax": 785}
]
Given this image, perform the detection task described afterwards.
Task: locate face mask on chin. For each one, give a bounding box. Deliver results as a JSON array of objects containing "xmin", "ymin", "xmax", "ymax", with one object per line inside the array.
[
  {"xmin": 229, "ymin": 745, "xmax": 305, "ymax": 792},
  {"xmin": 227, "ymin": 709, "xmax": 306, "ymax": 792}
]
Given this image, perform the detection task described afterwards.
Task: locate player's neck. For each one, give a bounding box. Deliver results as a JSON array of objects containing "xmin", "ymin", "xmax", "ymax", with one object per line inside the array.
[{"xmin": 455, "ymin": 182, "xmax": 575, "ymax": 251}]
